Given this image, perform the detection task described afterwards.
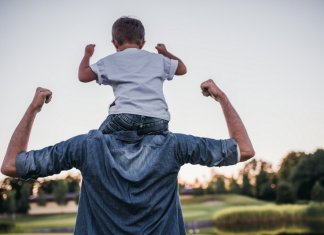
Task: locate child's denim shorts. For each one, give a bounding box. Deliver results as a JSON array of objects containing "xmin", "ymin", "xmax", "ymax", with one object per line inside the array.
[{"xmin": 99, "ymin": 113, "xmax": 169, "ymax": 135}]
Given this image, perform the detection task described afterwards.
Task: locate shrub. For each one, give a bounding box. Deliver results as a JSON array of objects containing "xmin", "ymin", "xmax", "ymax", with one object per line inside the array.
[{"xmin": 213, "ymin": 204, "xmax": 307, "ymax": 226}]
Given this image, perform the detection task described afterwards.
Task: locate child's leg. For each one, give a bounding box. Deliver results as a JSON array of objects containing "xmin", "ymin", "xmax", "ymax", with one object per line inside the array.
[
  {"xmin": 138, "ymin": 117, "xmax": 169, "ymax": 135},
  {"xmin": 99, "ymin": 114, "xmax": 134, "ymax": 134},
  {"xmin": 99, "ymin": 114, "xmax": 168, "ymax": 134}
]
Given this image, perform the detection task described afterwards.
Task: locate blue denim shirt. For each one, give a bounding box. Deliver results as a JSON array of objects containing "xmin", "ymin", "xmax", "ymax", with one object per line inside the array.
[{"xmin": 16, "ymin": 130, "xmax": 239, "ymax": 235}]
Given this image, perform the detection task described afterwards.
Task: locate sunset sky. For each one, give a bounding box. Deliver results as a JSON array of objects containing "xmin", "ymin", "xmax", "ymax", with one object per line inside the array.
[{"xmin": 1, "ymin": 0, "xmax": 324, "ymax": 183}]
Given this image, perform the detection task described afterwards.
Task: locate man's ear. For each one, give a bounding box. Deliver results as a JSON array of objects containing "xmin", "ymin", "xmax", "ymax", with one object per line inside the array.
[
  {"xmin": 112, "ymin": 40, "xmax": 119, "ymax": 50},
  {"xmin": 139, "ymin": 40, "xmax": 145, "ymax": 49}
]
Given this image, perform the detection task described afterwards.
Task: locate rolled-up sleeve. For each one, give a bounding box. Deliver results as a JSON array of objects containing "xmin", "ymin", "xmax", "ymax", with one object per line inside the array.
[
  {"xmin": 175, "ymin": 134, "xmax": 239, "ymax": 167},
  {"xmin": 16, "ymin": 134, "xmax": 88, "ymax": 180},
  {"xmin": 90, "ymin": 60, "xmax": 110, "ymax": 85}
]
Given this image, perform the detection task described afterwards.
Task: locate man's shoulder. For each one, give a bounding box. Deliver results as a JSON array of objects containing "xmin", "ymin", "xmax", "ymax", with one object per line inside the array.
[
  {"xmin": 84, "ymin": 130, "xmax": 201, "ymax": 143},
  {"xmin": 88, "ymin": 129, "xmax": 104, "ymax": 137},
  {"xmin": 64, "ymin": 130, "xmax": 104, "ymax": 144}
]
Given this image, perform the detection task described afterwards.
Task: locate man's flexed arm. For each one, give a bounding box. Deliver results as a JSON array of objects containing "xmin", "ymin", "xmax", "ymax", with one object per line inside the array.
[
  {"xmin": 1, "ymin": 88, "xmax": 52, "ymax": 177},
  {"xmin": 201, "ymin": 79, "xmax": 255, "ymax": 161}
]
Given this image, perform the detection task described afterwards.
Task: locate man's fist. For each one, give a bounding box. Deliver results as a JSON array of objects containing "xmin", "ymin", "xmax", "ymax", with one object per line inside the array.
[
  {"xmin": 200, "ymin": 79, "xmax": 225, "ymax": 102},
  {"xmin": 31, "ymin": 87, "xmax": 52, "ymax": 112}
]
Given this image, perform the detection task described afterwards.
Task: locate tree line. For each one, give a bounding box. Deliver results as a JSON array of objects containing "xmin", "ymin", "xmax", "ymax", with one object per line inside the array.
[
  {"xmin": 0, "ymin": 175, "xmax": 80, "ymax": 215},
  {"xmin": 181, "ymin": 149, "xmax": 324, "ymax": 204}
]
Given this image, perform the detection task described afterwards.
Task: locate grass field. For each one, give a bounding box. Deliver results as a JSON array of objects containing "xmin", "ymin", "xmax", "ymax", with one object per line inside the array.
[
  {"xmin": 181, "ymin": 194, "xmax": 265, "ymax": 221},
  {"xmin": 1, "ymin": 194, "xmax": 323, "ymax": 234},
  {"xmin": 0, "ymin": 194, "xmax": 265, "ymax": 234}
]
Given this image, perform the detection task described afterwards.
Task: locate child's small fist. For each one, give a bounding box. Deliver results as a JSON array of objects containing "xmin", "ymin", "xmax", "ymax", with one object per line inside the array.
[
  {"xmin": 155, "ymin": 43, "xmax": 167, "ymax": 54},
  {"xmin": 85, "ymin": 44, "xmax": 96, "ymax": 56}
]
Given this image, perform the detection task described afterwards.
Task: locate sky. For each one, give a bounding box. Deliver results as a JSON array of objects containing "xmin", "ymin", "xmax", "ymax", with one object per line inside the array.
[{"xmin": 1, "ymin": 0, "xmax": 324, "ymax": 183}]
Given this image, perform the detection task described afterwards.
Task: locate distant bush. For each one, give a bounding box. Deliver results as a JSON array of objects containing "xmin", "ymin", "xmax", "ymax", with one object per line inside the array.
[
  {"xmin": 213, "ymin": 203, "xmax": 324, "ymax": 234},
  {"xmin": 213, "ymin": 204, "xmax": 307, "ymax": 227}
]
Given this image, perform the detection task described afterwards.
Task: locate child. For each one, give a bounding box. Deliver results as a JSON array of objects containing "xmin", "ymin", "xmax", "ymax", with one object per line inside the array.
[{"xmin": 78, "ymin": 16, "xmax": 187, "ymax": 134}]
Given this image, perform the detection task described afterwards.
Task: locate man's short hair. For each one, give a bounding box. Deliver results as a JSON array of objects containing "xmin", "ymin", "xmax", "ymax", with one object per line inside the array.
[{"xmin": 112, "ymin": 17, "xmax": 145, "ymax": 46}]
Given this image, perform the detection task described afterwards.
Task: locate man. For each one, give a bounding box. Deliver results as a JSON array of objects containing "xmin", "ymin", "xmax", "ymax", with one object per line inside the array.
[{"xmin": 1, "ymin": 79, "xmax": 254, "ymax": 234}]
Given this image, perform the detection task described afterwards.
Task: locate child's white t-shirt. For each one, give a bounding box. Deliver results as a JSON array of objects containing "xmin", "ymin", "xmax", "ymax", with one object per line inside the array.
[{"xmin": 90, "ymin": 48, "xmax": 178, "ymax": 121}]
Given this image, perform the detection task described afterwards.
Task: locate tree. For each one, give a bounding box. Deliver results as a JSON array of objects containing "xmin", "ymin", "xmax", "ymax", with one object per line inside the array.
[
  {"xmin": 205, "ymin": 185, "xmax": 215, "ymax": 195},
  {"xmin": 66, "ymin": 176, "xmax": 80, "ymax": 194},
  {"xmin": 75, "ymin": 192, "xmax": 80, "ymax": 205},
  {"xmin": 255, "ymin": 169, "xmax": 269, "ymax": 198},
  {"xmin": 229, "ymin": 178, "xmax": 240, "ymax": 194},
  {"xmin": 258, "ymin": 183, "xmax": 276, "ymax": 201},
  {"xmin": 240, "ymin": 159, "xmax": 258, "ymax": 180},
  {"xmin": 291, "ymin": 149, "xmax": 324, "ymax": 200},
  {"xmin": 311, "ymin": 178, "xmax": 324, "ymax": 202},
  {"xmin": 255, "ymin": 169, "xmax": 276, "ymax": 201},
  {"xmin": 215, "ymin": 178, "xmax": 226, "ymax": 194},
  {"xmin": 276, "ymin": 181, "xmax": 295, "ymax": 204},
  {"xmin": 7, "ymin": 190, "xmax": 16, "ymax": 217},
  {"xmin": 17, "ymin": 183, "xmax": 32, "ymax": 213},
  {"xmin": 278, "ymin": 151, "xmax": 305, "ymax": 181},
  {"xmin": 241, "ymin": 173, "xmax": 253, "ymax": 197},
  {"xmin": 40, "ymin": 180, "xmax": 55, "ymax": 194},
  {"xmin": 239, "ymin": 159, "xmax": 273, "ymax": 198},
  {"xmin": 53, "ymin": 180, "xmax": 68, "ymax": 205},
  {"xmin": 5, "ymin": 178, "xmax": 33, "ymax": 214},
  {"xmin": 37, "ymin": 188, "xmax": 47, "ymax": 206},
  {"xmin": 0, "ymin": 186, "xmax": 6, "ymax": 213}
]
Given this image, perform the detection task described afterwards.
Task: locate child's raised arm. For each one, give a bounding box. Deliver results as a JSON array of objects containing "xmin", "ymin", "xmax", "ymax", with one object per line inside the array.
[
  {"xmin": 155, "ymin": 44, "xmax": 187, "ymax": 75},
  {"xmin": 78, "ymin": 44, "xmax": 97, "ymax": 82}
]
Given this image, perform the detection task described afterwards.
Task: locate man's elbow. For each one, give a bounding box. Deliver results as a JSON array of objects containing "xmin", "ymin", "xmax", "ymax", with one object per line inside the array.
[
  {"xmin": 240, "ymin": 149, "xmax": 255, "ymax": 162},
  {"xmin": 1, "ymin": 162, "xmax": 17, "ymax": 177}
]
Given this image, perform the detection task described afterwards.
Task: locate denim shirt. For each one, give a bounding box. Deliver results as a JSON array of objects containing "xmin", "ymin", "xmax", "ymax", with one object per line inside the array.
[{"xmin": 16, "ymin": 130, "xmax": 239, "ymax": 235}]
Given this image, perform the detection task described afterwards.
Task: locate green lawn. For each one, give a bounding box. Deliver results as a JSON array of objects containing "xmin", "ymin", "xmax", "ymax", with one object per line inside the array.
[
  {"xmin": 182, "ymin": 194, "xmax": 266, "ymax": 220},
  {"xmin": 0, "ymin": 194, "xmax": 265, "ymax": 234},
  {"xmin": 0, "ymin": 194, "xmax": 324, "ymax": 235},
  {"xmin": 0, "ymin": 214, "xmax": 75, "ymax": 234},
  {"xmin": 2, "ymin": 194, "xmax": 322, "ymax": 234}
]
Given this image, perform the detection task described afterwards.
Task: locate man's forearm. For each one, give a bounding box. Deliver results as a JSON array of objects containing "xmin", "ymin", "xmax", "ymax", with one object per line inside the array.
[
  {"xmin": 218, "ymin": 95, "xmax": 255, "ymax": 161},
  {"xmin": 1, "ymin": 105, "xmax": 37, "ymax": 177},
  {"xmin": 1, "ymin": 87, "xmax": 52, "ymax": 177}
]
